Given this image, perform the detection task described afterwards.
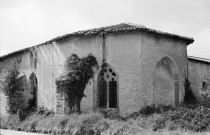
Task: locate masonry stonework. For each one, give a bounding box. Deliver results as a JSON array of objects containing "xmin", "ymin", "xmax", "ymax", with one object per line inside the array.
[
  {"xmin": 141, "ymin": 33, "xmax": 188, "ymax": 106},
  {"xmin": 1, "ymin": 23, "xmax": 208, "ymax": 116},
  {"xmin": 188, "ymin": 58, "xmax": 210, "ymax": 100}
]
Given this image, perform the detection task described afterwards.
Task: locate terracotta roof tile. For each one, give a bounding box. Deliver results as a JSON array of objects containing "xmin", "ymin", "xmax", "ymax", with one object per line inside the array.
[{"xmin": 50, "ymin": 23, "xmax": 194, "ymax": 44}]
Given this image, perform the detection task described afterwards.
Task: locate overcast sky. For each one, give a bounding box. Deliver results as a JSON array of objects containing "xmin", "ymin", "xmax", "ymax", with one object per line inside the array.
[{"xmin": 0, "ymin": 0, "xmax": 209, "ymax": 58}]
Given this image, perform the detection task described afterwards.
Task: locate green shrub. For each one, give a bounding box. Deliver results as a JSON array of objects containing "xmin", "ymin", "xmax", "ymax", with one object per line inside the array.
[
  {"xmin": 56, "ymin": 53, "xmax": 98, "ymax": 113},
  {"xmin": 128, "ymin": 104, "xmax": 175, "ymax": 119},
  {"xmin": 2, "ymin": 58, "xmax": 21, "ymax": 114},
  {"xmin": 1, "ymin": 105, "xmax": 210, "ymax": 134}
]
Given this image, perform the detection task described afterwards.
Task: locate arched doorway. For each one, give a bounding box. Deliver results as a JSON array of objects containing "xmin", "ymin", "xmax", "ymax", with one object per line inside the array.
[
  {"xmin": 97, "ymin": 64, "xmax": 119, "ymax": 109},
  {"xmin": 153, "ymin": 57, "xmax": 179, "ymax": 106},
  {"xmin": 28, "ymin": 73, "xmax": 38, "ymax": 109}
]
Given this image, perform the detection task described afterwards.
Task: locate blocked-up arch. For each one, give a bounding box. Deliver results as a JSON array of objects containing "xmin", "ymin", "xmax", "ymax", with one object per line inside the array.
[
  {"xmin": 97, "ymin": 63, "xmax": 119, "ymax": 109},
  {"xmin": 153, "ymin": 56, "xmax": 179, "ymax": 106},
  {"xmin": 28, "ymin": 73, "xmax": 38, "ymax": 108}
]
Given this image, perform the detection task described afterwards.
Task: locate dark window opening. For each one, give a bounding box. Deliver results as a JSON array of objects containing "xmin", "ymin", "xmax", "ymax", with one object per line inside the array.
[
  {"xmin": 202, "ymin": 81, "xmax": 208, "ymax": 91},
  {"xmin": 28, "ymin": 73, "xmax": 38, "ymax": 109},
  {"xmin": 112, "ymin": 73, "xmax": 116, "ymax": 76},
  {"xmin": 109, "ymin": 81, "xmax": 117, "ymax": 108},
  {"xmin": 98, "ymin": 80, "xmax": 107, "ymax": 108},
  {"xmin": 109, "ymin": 68, "xmax": 112, "ymax": 72}
]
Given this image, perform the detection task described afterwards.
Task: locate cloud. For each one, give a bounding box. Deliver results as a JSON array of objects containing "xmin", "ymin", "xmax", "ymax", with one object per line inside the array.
[
  {"xmin": 188, "ymin": 28, "xmax": 210, "ymax": 58},
  {"xmin": 0, "ymin": 0, "xmax": 209, "ymax": 58}
]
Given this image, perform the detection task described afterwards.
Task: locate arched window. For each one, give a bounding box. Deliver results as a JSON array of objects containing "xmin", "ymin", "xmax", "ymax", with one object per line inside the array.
[{"xmin": 97, "ymin": 64, "xmax": 118, "ymax": 108}]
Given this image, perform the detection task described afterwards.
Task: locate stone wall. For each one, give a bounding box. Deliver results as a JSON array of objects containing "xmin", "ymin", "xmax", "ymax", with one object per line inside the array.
[
  {"xmin": 56, "ymin": 35, "xmax": 103, "ymax": 113},
  {"xmin": 141, "ymin": 32, "xmax": 188, "ymax": 106},
  {"xmin": 31, "ymin": 43, "xmax": 63, "ymax": 111},
  {"xmin": 0, "ymin": 35, "xmax": 104, "ymax": 115},
  {"xmin": 188, "ymin": 59, "xmax": 210, "ymax": 100},
  {"xmin": 105, "ymin": 32, "xmax": 188, "ymax": 114},
  {"xmin": 0, "ymin": 30, "xmax": 192, "ymax": 115},
  {"xmin": 23, "ymin": 35, "xmax": 103, "ymax": 113},
  {"xmin": 105, "ymin": 32, "xmax": 142, "ymax": 114}
]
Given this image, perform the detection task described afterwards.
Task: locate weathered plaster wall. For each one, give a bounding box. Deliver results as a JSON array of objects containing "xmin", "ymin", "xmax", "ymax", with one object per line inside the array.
[
  {"xmin": 30, "ymin": 35, "xmax": 103, "ymax": 113},
  {"xmin": 32, "ymin": 43, "xmax": 63, "ymax": 111},
  {"xmin": 0, "ymin": 35, "xmax": 103, "ymax": 114},
  {"xmin": 141, "ymin": 33, "xmax": 188, "ymax": 106},
  {"xmin": 0, "ymin": 31, "xmax": 191, "ymax": 115},
  {"xmin": 106, "ymin": 32, "xmax": 142, "ymax": 114},
  {"xmin": 188, "ymin": 60, "xmax": 210, "ymax": 100}
]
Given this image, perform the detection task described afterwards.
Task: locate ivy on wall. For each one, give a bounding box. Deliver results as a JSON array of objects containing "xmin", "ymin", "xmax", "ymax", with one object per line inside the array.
[
  {"xmin": 2, "ymin": 58, "xmax": 22, "ymax": 113},
  {"xmin": 56, "ymin": 53, "xmax": 98, "ymax": 113}
]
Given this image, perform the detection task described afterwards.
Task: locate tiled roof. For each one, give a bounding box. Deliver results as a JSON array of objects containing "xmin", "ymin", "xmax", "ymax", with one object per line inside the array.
[
  {"xmin": 188, "ymin": 56, "xmax": 210, "ymax": 64},
  {"xmin": 50, "ymin": 23, "xmax": 194, "ymax": 44},
  {"xmin": 0, "ymin": 23, "xmax": 194, "ymax": 60}
]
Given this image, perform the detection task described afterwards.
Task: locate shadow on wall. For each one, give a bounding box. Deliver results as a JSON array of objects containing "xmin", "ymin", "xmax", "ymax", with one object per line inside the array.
[
  {"xmin": 27, "ymin": 73, "xmax": 38, "ymax": 109},
  {"xmin": 7, "ymin": 72, "xmax": 38, "ymax": 113}
]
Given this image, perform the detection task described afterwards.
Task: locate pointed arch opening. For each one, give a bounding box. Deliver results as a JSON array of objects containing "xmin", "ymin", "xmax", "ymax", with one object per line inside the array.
[
  {"xmin": 153, "ymin": 56, "xmax": 179, "ymax": 106},
  {"xmin": 97, "ymin": 63, "xmax": 119, "ymax": 109},
  {"xmin": 28, "ymin": 73, "xmax": 38, "ymax": 109}
]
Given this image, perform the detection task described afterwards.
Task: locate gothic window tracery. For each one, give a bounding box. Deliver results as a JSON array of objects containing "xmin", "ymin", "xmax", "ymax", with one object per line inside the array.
[{"xmin": 97, "ymin": 65, "xmax": 118, "ymax": 109}]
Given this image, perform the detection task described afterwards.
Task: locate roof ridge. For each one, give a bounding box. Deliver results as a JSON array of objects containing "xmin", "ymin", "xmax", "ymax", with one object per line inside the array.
[
  {"xmin": 188, "ymin": 55, "xmax": 210, "ymax": 63},
  {"xmin": 122, "ymin": 22, "xmax": 146, "ymax": 28}
]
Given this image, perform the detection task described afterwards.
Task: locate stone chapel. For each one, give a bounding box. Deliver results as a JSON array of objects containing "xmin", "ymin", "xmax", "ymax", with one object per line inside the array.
[{"xmin": 0, "ymin": 23, "xmax": 209, "ymax": 115}]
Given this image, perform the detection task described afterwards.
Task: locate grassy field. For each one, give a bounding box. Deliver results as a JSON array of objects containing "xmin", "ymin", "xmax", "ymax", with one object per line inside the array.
[{"xmin": 0, "ymin": 105, "xmax": 210, "ymax": 135}]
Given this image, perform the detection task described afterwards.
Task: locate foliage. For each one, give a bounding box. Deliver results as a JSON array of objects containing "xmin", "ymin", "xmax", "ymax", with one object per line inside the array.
[
  {"xmin": 0, "ymin": 104, "xmax": 209, "ymax": 134},
  {"xmin": 1, "ymin": 105, "xmax": 210, "ymax": 134},
  {"xmin": 128, "ymin": 105, "xmax": 210, "ymax": 132},
  {"xmin": 196, "ymin": 93, "xmax": 210, "ymax": 108},
  {"xmin": 56, "ymin": 53, "xmax": 98, "ymax": 113},
  {"xmin": 128, "ymin": 104, "xmax": 175, "ymax": 118},
  {"xmin": 34, "ymin": 106, "xmax": 55, "ymax": 116},
  {"xmin": 2, "ymin": 58, "xmax": 21, "ymax": 113}
]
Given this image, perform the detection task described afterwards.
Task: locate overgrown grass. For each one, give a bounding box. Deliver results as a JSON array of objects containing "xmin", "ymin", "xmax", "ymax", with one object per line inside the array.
[{"xmin": 1, "ymin": 105, "xmax": 210, "ymax": 135}]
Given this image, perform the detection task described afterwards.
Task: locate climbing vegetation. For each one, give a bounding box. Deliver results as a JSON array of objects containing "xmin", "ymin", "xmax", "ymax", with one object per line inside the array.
[
  {"xmin": 2, "ymin": 58, "xmax": 21, "ymax": 113},
  {"xmin": 56, "ymin": 53, "xmax": 98, "ymax": 113}
]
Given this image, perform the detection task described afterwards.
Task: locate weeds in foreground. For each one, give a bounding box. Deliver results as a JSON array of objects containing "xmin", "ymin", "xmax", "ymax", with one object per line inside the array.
[{"xmin": 0, "ymin": 105, "xmax": 210, "ymax": 134}]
